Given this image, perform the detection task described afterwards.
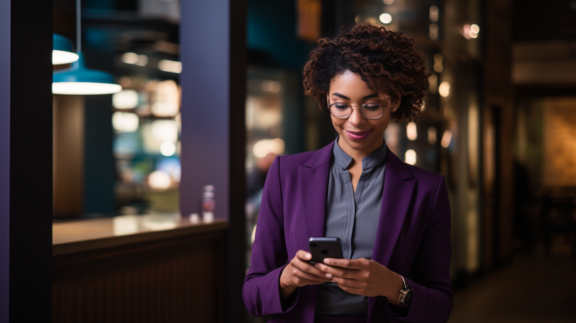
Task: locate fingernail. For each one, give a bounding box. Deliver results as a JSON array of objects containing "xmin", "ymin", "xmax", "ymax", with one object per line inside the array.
[
  {"xmin": 326, "ymin": 273, "xmax": 332, "ymax": 278},
  {"xmin": 305, "ymin": 253, "xmax": 311, "ymax": 259},
  {"xmin": 324, "ymin": 259, "xmax": 331, "ymax": 264}
]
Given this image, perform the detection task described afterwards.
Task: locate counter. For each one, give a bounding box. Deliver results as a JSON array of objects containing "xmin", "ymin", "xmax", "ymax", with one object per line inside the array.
[{"xmin": 53, "ymin": 214, "xmax": 228, "ymax": 323}]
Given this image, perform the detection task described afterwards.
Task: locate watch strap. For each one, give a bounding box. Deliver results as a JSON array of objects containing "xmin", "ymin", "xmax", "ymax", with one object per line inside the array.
[{"xmin": 397, "ymin": 275, "xmax": 412, "ymax": 305}]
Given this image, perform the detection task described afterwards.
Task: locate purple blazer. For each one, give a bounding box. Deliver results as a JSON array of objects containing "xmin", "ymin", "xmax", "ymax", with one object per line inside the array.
[{"xmin": 243, "ymin": 142, "xmax": 453, "ymax": 323}]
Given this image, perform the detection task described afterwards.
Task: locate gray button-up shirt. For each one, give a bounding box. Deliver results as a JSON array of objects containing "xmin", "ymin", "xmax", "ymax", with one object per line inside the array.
[{"xmin": 315, "ymin": 138, "xmax": 387, "ymax": 316}]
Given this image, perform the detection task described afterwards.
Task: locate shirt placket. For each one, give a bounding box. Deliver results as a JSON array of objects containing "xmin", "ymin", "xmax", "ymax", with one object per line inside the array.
[
  {"xmin": 340, "ymin": 170, "xmax": 354, "ymax": 259},
  {"xmin": 350, "ymin": 169, "xmax": 370, "ymax": 259}
]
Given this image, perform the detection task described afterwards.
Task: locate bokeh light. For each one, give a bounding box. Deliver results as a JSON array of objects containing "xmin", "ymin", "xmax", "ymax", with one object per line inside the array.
[
  {"xmin": 148, "ymin": 170, "xmax": 172, "ymax": 190},
  {"xmin": 113, "ymin": 90, "xmax": 139, "ymax": 109},
  {"xmin": 407, "ymin": 122, "xmax": 418, "ymax": 140},
  {"xmin": 439, "ymin": 82, "xmax": 450, "ymax": 97},
  {"xmin": 113, "ymin": 112, "xmax": 139, "ymax": 132},
  {"xmin": 405, "ymin": 149, "xmax": 417, "ymax": 165},
  {"xmin": 441, "ymin": 130, "xmax": 453, "ymax": 148},
  {"xmin": 160, "ymin": 142, "xmax": 176, "ymax": 156},
  {"xmin": 158, "ymin": 59, "xmax": 182, "ymax": 73},
  {"xmin": 379, "ymin": 13, "xmax": 392, "ymax": 24}
]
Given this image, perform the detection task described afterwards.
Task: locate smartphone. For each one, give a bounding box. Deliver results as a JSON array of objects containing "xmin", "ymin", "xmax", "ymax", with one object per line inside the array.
[{"xmin": 308, "ymin": 237, "xmax": 344, "ymax": 263}]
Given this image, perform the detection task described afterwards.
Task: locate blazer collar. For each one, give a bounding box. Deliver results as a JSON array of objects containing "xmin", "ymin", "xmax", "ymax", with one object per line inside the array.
[
  {"xmin": 371, "ymin": 150, "xmax": 415, "ymax": 267},
  {"xmin": 298, "ymin": 142, "xmax": 335, "ymax": 241},
  {"xmin": 303, "ymin": 141, "xmax": 334, "ymax": 169}
]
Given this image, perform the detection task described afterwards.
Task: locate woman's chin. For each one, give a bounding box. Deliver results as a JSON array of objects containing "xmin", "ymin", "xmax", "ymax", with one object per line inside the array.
[{"xmin": 341, "ymin": 135, "xmax": 379, "ymax": 152}]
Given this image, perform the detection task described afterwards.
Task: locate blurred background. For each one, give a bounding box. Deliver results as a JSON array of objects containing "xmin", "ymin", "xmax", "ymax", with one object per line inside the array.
[{"xmin": 48, "ymin": 0, "xmax": 576, "ymax": 322}]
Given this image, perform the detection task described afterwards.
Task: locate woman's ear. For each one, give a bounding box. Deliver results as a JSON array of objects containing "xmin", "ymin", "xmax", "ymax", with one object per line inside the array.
[{"xmin": 391, "ymin": 99, "xmax": 401, "ymax": 113}]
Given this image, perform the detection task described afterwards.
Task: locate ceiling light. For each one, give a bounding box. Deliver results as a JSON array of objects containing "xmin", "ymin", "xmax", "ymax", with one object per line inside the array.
[
  {"xmin": 52, "ymin": 34, "xmax": 79, "ymax": 65},
  {"xmin": 53, "ymin": 53, "xmax": 122, "ymax": 95},
  {"xmin": 52, "ymin": 0, "xmax": 121, "ymax": 95}
]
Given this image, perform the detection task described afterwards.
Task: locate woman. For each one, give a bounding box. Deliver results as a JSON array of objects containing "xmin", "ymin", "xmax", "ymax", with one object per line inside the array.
[{"xmin": 243, "ymin": 23, "xmax": 452, "ymax": 323}]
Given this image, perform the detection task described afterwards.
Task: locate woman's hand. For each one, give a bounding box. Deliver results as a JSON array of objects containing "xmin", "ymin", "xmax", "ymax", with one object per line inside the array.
[
  {"xmin": 314, "ymin": 258, "xmax": 405, "ymax": 304},
  {"xmin": 279, "ymin": 250, "xmax": 332, "ymax": 301}
]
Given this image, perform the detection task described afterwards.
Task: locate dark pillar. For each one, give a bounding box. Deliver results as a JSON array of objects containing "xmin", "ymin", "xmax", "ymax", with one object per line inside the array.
[
  {"xmin": 180, "ymin": 0, "xmax": 247, "ymax": 322},
  {"xmin": 0, "ymin": 0, "xmax": 53, "ymax": 322}
]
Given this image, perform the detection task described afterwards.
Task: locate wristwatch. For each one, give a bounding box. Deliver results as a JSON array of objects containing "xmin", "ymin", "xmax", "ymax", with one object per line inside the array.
[{"xmin": 397, "ymin": 275, "xmax": 412, "ymax": 306}]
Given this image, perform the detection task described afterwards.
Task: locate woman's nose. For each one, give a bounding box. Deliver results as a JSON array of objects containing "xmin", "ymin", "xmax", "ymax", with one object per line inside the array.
[{"xmin": 347, "ymin": 107, "xmax": 365, "ymax": 126}]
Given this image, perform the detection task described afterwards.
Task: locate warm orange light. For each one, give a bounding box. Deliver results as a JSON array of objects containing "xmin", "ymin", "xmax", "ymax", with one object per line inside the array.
[{"xmin": 407, "ymin": 122, "xmax": 417, "ymax": 140}]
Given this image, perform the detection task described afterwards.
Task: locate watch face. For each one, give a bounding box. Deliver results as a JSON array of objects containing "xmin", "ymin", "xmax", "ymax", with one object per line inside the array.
[
  {"xmin": 398, "ymin": 289, "xmax": 412, "ymax": 305},
  {"xmin": 404, "ymin": 290, "xmax": 413, "ymax": 304}
]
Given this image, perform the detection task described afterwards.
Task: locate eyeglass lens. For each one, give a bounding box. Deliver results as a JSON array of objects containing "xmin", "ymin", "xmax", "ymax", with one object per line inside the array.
[{"xmin": 329, "ymin": 103, "xmax": 384, "ymax": 119}]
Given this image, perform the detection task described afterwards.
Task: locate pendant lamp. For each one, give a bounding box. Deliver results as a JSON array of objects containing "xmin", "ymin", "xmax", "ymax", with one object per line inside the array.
[
  {"xmin": 53, "ymin": 34, "xmax": 79, "ymax": 65},
  {"xmin": 52, "ymin": 0, "xmax": 121, "ymax": 95},
  {"xmin": 53, "ymin": 53, "xmax": 122, "ymax": 95}
]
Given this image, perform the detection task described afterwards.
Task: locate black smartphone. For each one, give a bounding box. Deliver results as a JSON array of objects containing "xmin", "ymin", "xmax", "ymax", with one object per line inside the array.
[{"xmin": 308, "ymin": 237, "xmax": 344, "ymax": 263}]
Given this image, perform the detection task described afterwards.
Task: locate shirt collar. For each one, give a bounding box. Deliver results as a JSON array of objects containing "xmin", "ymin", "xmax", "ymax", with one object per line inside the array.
[{"xmin": 332, "ymin": 137, "xmax": 387, "ymax": 171}]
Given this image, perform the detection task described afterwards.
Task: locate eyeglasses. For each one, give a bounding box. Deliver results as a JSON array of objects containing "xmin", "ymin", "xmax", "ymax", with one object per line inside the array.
[{"xmin": 328, "ymin": 102, "xmax": 386, "ymax": 120}]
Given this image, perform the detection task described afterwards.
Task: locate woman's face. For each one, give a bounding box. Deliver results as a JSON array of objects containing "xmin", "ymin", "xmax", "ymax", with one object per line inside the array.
[{"xmin": 328, "ymin": 70, "xmax": 398, "ymax": 155}]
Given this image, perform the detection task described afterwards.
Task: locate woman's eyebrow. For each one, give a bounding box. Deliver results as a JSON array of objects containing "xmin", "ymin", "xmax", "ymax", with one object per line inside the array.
[
  {"xmin": 362, "ymin": 94, "xmax": 379, "ymax": 100},
  {"xmin": 331, "ymin": 93, "xmax": 379, "ymax": 100},
  {"xmin": 332, "ymin": 92, "xmax": 350, "ymax": 100}
]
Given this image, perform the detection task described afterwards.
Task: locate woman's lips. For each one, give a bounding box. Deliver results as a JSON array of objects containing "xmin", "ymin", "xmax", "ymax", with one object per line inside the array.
[{"xmin": 345, "ymin": 129, "xmax": 372, "ymax": 140}]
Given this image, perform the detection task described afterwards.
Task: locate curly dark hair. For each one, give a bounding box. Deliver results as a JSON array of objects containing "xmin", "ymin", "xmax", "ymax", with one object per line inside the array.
[{"xmin": 303, "ymin": 23, "xmax": 429, "ymax": 121}]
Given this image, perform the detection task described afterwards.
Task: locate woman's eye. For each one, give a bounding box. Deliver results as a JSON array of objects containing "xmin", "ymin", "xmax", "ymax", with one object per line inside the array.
[
  {"xmin": 363, "ymin": 104, "xmax": 381, "ymax": 111},
  {"xmin": 333, "ymin": 104, "xmax": 350, "ymax": 110}
]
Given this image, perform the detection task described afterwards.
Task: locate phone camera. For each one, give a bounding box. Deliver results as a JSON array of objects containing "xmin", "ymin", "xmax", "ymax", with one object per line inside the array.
[{"xmin": 310, "ymin": 243, "xmax": 317, "ymax": 248}]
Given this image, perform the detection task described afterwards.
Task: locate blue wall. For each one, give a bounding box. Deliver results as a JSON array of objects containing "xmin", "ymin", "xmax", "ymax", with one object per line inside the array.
[{"xmin": 248, "ymin": 0, "xmax": 315, "ymax": 70}]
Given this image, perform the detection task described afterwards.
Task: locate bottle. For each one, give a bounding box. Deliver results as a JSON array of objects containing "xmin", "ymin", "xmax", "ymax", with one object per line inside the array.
[{"xmin": 202, "ymin": 185, "xmax": 215, "ymax": 223}]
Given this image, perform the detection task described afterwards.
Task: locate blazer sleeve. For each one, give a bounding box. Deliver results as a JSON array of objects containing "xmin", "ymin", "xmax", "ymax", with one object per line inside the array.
[
  {"xmin": 391, "ymin": 175, "xmax": 453, "ymax": 323},
  {"xmin": 242, "ymin": 156, "xmax": 301, "ymax": 317}
]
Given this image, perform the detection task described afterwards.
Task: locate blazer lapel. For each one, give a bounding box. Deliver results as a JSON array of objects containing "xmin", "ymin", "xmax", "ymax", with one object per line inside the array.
[
  {"xmin": 368, "ymin": 149, "xmax": 416, "ymax": 323},
  {"xmin": 371, "ymin": 150, "xmax": 415, "ymax": 269},
  {"xmin": 299, "ymin": 142, "xmax": 333, "ymax": 240}
]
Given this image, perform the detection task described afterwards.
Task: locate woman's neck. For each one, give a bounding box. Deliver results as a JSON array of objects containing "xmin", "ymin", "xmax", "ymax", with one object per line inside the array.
[{"xmin": 337, "ymin": 136, "xmax": 384, "ymax": 167}]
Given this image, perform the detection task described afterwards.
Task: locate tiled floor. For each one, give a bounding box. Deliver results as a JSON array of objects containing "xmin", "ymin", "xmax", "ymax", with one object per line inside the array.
[{"xmin": 449, "ymin": 254, "xmax": 576, "ymax": 323}]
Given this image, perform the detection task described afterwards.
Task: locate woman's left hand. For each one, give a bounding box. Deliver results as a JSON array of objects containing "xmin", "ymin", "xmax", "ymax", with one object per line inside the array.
[{"xmin": 314, "ymin": 258, "xmax": 404, "ymax": 300}]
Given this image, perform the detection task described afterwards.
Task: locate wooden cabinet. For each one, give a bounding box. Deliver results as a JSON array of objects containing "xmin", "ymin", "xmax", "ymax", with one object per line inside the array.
[{"xmin": 53, "ymin": 217, "xmax": 227, "ymax": 323}]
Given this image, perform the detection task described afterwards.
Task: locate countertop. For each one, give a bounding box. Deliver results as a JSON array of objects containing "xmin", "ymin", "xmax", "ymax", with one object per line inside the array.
[{"xmin": 53, "ymin": 213, "xmax": 228, "ymax": 256}]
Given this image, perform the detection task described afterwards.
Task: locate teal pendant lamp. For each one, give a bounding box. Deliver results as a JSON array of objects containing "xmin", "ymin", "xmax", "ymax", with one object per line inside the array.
[
  {"xmin": 52, "ymin": 0, "xmax": 121, "ymax": 95},
  {"xmin": 53, "ymin": 53, "xmax": 122, "ymax": 95},
  {"xmin": 53, "ymin": 34, "xmax": 79, "ymax": 65}
]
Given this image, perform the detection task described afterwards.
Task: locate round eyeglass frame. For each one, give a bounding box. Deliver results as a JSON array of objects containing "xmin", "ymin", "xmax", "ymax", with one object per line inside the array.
[{"xmin": 328, "ymin": 102, "xmax": 386, "ymax": 120}]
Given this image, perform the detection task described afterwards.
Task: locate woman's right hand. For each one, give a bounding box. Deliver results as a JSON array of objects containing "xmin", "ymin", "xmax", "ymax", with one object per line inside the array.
[{"xmin": 279, "ymin": 250, "xmax": 332, "ymax": 301}]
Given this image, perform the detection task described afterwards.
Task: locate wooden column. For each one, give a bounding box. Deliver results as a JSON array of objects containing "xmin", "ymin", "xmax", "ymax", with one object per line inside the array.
[
  {"xmin": 53, "ymin": 95, "xmax": 85, "ymax": 218},
  {"xmin": 0, "ymin": 0, "xmax": 53, "ymax": 321}
]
